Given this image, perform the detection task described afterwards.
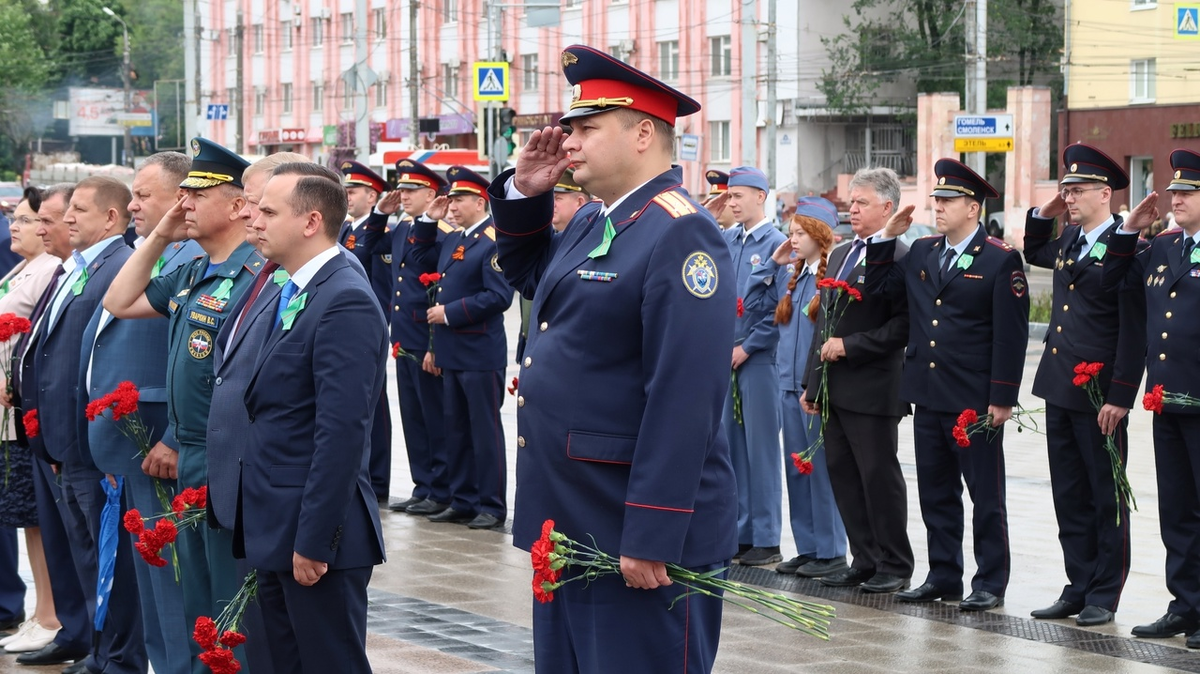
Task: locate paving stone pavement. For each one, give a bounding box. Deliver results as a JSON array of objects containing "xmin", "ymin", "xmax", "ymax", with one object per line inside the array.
[{"xmin": 3, "ymin": 267, "xmax": 1198, "ymax": 673}]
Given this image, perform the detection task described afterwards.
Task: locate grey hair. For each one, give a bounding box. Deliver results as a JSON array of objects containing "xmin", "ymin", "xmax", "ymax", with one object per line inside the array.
[
  {"xmin": 41, "ymin": 183, "xmax": 75, "ymax": 208},
  {"xmin": 848, "ymin": 167, "xmax": 901, "ymax": 208},
  {"xmin": 141, "ymin": 152, "xmax": 192, "ymax": 186}
]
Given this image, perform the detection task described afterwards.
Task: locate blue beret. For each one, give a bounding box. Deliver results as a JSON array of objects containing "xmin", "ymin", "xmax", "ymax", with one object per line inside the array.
[
  {"xmin": 793, "ymin": 197, "xmax": 839, "ymax": 230},
  {"xmin": 728, "ymin": 166, "xmax": 768, "ymax": 192}
]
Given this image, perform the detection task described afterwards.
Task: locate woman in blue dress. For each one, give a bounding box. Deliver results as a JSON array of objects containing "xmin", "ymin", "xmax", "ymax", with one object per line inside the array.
[{"xmin": 744, "ymin": 197, "xmax": 848, "ymax": 576}]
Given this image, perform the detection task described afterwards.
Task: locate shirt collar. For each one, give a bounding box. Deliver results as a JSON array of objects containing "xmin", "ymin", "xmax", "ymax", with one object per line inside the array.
[
  {"xmin": 944, "ymin": 226, "xmax": 983, "ymax": 257},
  {"xmin": 461, "ymin": 216, "xmax": 490, "ymax": 238},
  {"xmin": 804, "ymin": 259, "xmax": 820, "ymax": 276},
  {"xmin": 1081, "ymin": 215, "xmax": 1115, "ymax": 249},
  {"xmin": 73, "ymin": 235, "xmax": 122, "ymax": 269},
  {"xmin": 289, "ymin": 245, "xmax": 340, "ymax": 292},
  {"xmin": 601, "ymin": 178, "xmax": 655, "ymax": 220},
  {"xmin": 740, "ymin": 218, "xmax": 774, "ymax": 241}
]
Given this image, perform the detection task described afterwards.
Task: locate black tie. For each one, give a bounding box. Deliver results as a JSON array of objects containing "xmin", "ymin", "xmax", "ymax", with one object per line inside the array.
[
  {"xmin": 836, "ymin": 240, "xmax": 865, "ymax": 282},
  {"xmin": 1066, "ymin": 234, "xmax": 1086, "ymax": 262},
  {"xmin": 1185, "ymin": 238, "xmax": 1196, "ymax": 265},
  {"xmin": 939, "ymin": 249, "xmax": 958, "ymax": 282}
]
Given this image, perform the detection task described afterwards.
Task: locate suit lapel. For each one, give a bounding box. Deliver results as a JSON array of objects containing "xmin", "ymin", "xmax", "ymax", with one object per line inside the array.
[
  {"xmin": 48, "ymin": 240, "xmax": 124, "ymax": 336},
  {"xmin": 936, "ymin": 229, "xmax": 986, "ymax": 293},
  {"xmin": 1067, "ymin": 224, "xmax": 1108, "ymax": 278},
  {"xmin": 827, "ymin": 242, "xmax": 851, "ymax": 281},
  {"xmin": 222, "ymin": 281, "xmax": 281, "ymax": 371},
  {"xmin": 1167, "ymin": 233, "xmax": 1188, "ymax": 283}
]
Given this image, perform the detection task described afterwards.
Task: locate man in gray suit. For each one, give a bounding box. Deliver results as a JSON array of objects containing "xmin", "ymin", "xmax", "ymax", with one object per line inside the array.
[{"xmin": 82, "ymin": 153, "xmax": 201, "ymax": 674}]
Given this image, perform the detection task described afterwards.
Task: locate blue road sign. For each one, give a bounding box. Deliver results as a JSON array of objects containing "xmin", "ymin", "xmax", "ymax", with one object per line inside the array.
[{"xmin": 205, "ymin": 104, "xmax": 229, "ymax": 121}]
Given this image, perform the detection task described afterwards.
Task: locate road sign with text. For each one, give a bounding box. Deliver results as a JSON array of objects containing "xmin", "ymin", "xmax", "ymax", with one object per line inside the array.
[
  {"xmin": 953, "ymin": 137, "xmax": 1014, "ymax": 153},
  {"xmin": 954, "ymin": 114, "xmax": 1014, "ymax": 138}
]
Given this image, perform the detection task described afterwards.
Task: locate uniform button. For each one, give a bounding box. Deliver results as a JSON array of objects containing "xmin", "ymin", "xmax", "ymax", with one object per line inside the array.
[
  {"xmin": 929, "ymin": 341, "xmax": 936, "ymax": 348},
  {"xmin": 395, "ymin": 291, "xmax": 401, "ymax": 297},
  {"xmin": 935, "ymin": 299, "xmax": 942, "ymax": 306},
  {"xmin": 929, "ymin": 362, "xmax": 936, "ymax": 369},
  {"xmin": 517, "ymin": 436, "xmax": 526, "ymax": 447},
  {"xmin": 1068, "ymin": 284, "xmax": 1075, "ymax": 291},
  {"xmin": 437, "ymin": 287, "xmax": 442, "ymax": 292},
  {"xmin": 1051, "ymin": 347, "xmax": 1057, "ymax": 355},
  {"xmin": 1167, "ymin": 311, "xmax": 1173, "ymax": 319},
  {"xmin": 1160, "ymin": 354, "xmax": 1167, "ymax": 361},
  {"xmin": 1162, "ymin": 332, "xmax": 1168, "ymax": 339},
  {"xmin": 394, "ymin": 304, "xmax": 400, "ymax": 311},
  {"xmin": 524, "ymin": 357, "xmax": 532, "ymax": 367},
  {"xmin": 539, "ymin": 321, "xmax": 548, "ymax": 332},
  {"xmin": 932, "ymin": 320, "xmax": 939, "ymax": 327},
  {"xmin": 1062, "ymin": 305, "xmax": 1069, "ymax": 312},
  {"xmin": 400, "ymin": 263, "xmax": 406, "ymax": 268},
  {"xmin": 1056, "ymin": 326, "xmax": 1062, "ymax": 333},
  {"xmin": 1171, "ymin": 291, "xmax": 1177, "ymax": 299},
  {"xmin": 517, "ymin": 396, "xmax": 525, "ymax": 407},
  {"xmin": 397, "ymin": 276, "xmax": 403, "ymax": 282},
  {"xmin": 215, "ymin": 376, "xmax": 223, "ymax": 385}
]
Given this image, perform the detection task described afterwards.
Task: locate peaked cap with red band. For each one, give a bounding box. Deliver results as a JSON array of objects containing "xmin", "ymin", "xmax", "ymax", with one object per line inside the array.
[
  {"xmin": 705, "ymin": 170, "xmax": 730, "ymax": 196},
  {"xmin": 558, "ymin": 44, "xmax": 701, "ymax": 127},
  {"xmin": 445, "ymin": 166, "xmax": 490, "ymax": 200},
  {"xmin": 1061, "ymin": 143, "xmax": 1130, "ymax": 190},
  {"xmin": 340, "ymin": 160, "xmax": 386, "ymax": 194},
  {"xmin": 394, "ymin": 158, "xmax": 448, "ymax": 191}
]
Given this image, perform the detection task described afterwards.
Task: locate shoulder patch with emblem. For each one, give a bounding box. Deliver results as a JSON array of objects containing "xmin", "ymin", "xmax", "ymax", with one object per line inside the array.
[
  {"xmin": 491, "ymin": 254, "xmax": 502, "ymax": 272},
  {"xmin": 682, "ymin": 251, "xmax": 719, "ymax": 299},
  {"xmin": 1010, "ymin": 271, "xmax": 1027, "ymax": 298},
  {"xmin": 483, "ymin": 226, "xmax": 496, "ymax": 241},
  {"xmin": 653, "ymin": 190, "xmax": 698, "ymax": 219}
]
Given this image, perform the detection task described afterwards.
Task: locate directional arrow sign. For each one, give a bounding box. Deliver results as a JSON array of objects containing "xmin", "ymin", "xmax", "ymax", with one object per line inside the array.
[
  {"xmin": 954, "ymin": 114, "xmax": 1015, "ymax": 138},
  {"xmin": 954, "ymin": 137, "xmax": 1014, "ymax": 153}
]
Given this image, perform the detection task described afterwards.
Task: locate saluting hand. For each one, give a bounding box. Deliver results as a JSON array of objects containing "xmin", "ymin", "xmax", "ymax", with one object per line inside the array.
[
  {"xmin": 882, "ymin": 204, "xmax": 916, "ymax": 239},
  {"xmin": 1122, "ymin": 192, "xmax": 1159, "ymax": 232},
  {"xmin": 377, "ymin": 190, "xmax": 405, "ymax": 215},
  {"xmin": 702, "ymin": 192, "xmax": 731, "ymax": 221},
  {"xmin": 770, "ymin": 238, "xmax": 795, "ymax": 266},
  {"xmin": 153, "ymin": 198, "xmax": 190, "ymax": 243},
  {"xmin": 513, "ymin": 126, "xmax": 572, "ymax": 196},
  {"xmin": 1037, "ymin": 193, "xmax": 1069, "ymax": 221},
  {"xmin": 425, "ymin": 196, "xmax": 450, "ymax": 222}
]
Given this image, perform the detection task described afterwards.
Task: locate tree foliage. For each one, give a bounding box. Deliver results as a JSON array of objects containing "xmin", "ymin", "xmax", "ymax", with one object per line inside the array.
[{"xmin": 819, "ymin": 0, "xmax": 1063, "ymax": 114}]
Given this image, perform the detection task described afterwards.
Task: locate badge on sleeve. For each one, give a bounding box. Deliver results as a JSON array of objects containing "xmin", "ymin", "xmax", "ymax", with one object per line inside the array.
[
  {"xmin": 683, "ymin": 251, "xmax": 719, "ymax": 299},
  {"xmin": 1010, "ymin": 271, "xmax": 1027, "ymax": 298},
  {"xmin": 491, "ymin": 254, "xmax": 503, "ymax": 273}
]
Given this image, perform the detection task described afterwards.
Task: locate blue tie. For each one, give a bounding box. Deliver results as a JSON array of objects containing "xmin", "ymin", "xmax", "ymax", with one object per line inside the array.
[{"xmin": 275, "ymin": 280, "xmax": 297, "ymax": 329}]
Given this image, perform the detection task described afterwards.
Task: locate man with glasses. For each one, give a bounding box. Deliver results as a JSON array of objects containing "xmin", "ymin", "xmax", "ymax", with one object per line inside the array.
[{"xmin": 1022, "ymin": 143, "xmax": 1145, "ymax": 627}]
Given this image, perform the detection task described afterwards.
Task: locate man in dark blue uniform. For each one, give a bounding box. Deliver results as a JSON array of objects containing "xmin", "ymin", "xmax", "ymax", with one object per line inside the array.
[
  {"xmin": 703, "ymin": 169, "xmax": 735, "ymax": 228},
  {"xmin": 488, "ymin": 45, "xmax": 737, "ymax": 672},
  {"xmin": 1102, "ymin": 148, "xmax": 1200, "ymax": 646},
  {"xmin": 359, "ymin": 160, "xmax": 457, "ymax": 515},
  {"xmin": 340, "ymin": 160, "xmax": 394, "ymax": 504},
  {"xmin": 1023, "ymin": 144, "xmax": 1144, "ymax": 627},
  {"xmin": 865, "ymin": 159, "xmax": 1029, "ymax": 611},
  {"xmin": 410, "ymin": 167, "xmax": 513, "ymax": 530}
]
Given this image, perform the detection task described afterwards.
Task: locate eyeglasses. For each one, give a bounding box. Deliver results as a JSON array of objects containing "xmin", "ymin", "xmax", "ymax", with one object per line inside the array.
[
  {"xmin": 12, "ymin": 216, "xmax": 38, "ymax": 227},
  {"xmin": 1060, "ymin": 186, "xmax": 1106, "ymax": 200}
]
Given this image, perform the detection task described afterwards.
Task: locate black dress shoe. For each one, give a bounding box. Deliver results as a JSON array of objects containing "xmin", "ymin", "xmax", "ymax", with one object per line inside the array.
[
  {"xmin": 896, "ymin": 582, "xmax": 962, "ymax": 603},
  {"xmin": 960, "ymin": 591, "xmax": 1003, "ymax": 611},
  {"xmin": 406, "ymin": 499, "xmax": 449, "ymax": 516},
  {"xmin": 861, "ymin": 573, "xmax": 910, "ymax": 594},
  {"xmin": 795, "ymin": 556, "xmax": 849, "ymax": 578},
  {"xmin": 466, "ymin": 513, "xmax": 505, "ymax": 530},
  {"xmin": 62, "ymin": 661, "xmax": 89, "ymax": 674},
  {"xmin": 388, "ymin": 496, "xmax": 424, "ymax": 512},
  {"xmin": 1031, "ymin": 599, "xmax": 1083, "ymax": 619},
  {"xmin": 774, "ymin": 555, "xmax": 816, "ymax": 575},
  {"xmin": 1077, "ymin": 605, "xmax": 1114, "ymax": 626},
  {"xmin": 15, "ymin": 643, "xmax": 89, "ymax": 666},
  {"xmin": 427, "ymin": 507, "xmax": 475, "ymax": 524},
  {"xmin": 1187, "ymin": 631, "xmax": 1200, "ymax": 649},
  {"xmin": 0, "ymin": 612, "xmax": 24, "ymax": 631},
  {"xmin": 1132, "ymin": 612, "xmax": 1200, "ymax": 638},
  {"xmin": 818, "ymin": 567, "xmax": 874, "ymax": 587}
]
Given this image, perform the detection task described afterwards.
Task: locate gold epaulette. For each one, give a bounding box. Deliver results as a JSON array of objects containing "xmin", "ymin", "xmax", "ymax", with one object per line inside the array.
[
  {"xmin": 438, "ymin": 221, "xmax": 457, "ymax": 234},
  {"xmin": 652, "ymin": 190, "xmax": 698, "ymax": 218},
  {"xmin": 483, "ymin": 226, "xmax": 496, "ymax": 241}
]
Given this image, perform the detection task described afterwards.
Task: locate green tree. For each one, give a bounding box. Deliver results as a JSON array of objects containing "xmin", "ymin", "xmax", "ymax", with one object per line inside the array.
[{"xmin": 0, "ymin": 0, "xmax": 55, "ymax": 174}]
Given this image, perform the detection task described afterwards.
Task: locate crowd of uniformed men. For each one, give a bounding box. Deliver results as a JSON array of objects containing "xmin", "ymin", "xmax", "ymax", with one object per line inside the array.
[{"xmin": 0, "ymin": 41, "xmax": 1197, "ymax": 674}]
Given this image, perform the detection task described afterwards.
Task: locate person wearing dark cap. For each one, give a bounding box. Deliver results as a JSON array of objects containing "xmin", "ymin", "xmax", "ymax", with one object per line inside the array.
[
  {"xmin": 408, "ymin": 166, "xmax": 513, "ymax": 531},
  {"xmin": 1102, "ymin": 148, "xmax": 1200, "ymax": 646},
  {"xmin": 360, "ymin": 159, "xmax": 457, "ymax": 516},
  {"xmin": 703, "ymin": 169, "xmax": 736, "ymax": 228},
  {"xmin": 743, "ymin": 197, "xmax": 848, "ymax": 581},
  {"xmin": 1022, "ymin": 143, "xmax": 1145, "ymax": 627},
  {"xmin": 338, "ymin": 160, "xmax": 395, "ymax": 506},
  {"xmin": 865, "ymin": 158, "xmax": 1029, "ymax": 612},
  {"xmin": 487, "ymin": 44, "xmax": 737, "ymax": 672},
  {"xmin": 104, "ymin": 137, "xmax": 264, "ymax": 667}
]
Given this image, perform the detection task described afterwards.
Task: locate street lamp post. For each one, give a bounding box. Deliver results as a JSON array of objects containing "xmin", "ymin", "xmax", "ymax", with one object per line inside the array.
[{"xmin": 102, "ymin": 6, "xmax": 133, "ymax": 167}]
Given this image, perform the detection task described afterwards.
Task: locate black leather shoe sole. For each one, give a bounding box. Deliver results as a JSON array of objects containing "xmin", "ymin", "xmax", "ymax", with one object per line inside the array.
[
  {"xmin": 1132, "ymin": 613, "xmax": 1200, "ymax": 638},
  {"xmin": 1076, "ymin": 606, "xmax": 1114, "ymax": 626},
  {"xmin": 861, "ymin": 574, "xmax": 910, "ymax": 594},
  {"xmin": 406, "ymin": 499, "xmax": 449, "ymax": 516},
  {"xmin": 818, "ymin": 568, "xmax": 875, "ymax": 587},
  {"xmin": 467, "ymin": 514, "xmax": 505, "ymax": 530},
  {"xmin": 388, "ymin": 496, "xmax": 423, "ymax": 512},
  {"xmin": 1031, "ymin": 599, "xmax": 1083, "ymax": 619},
  {"xmin": 427, "ymin": 508, "xmax": 475, "ymax": 524},
  {"xmin": 897, "ymin": 583, "xmax": 962, "ymax": 603},
  {"xmin": 960, "ymin": 591, "xmax": 1003, "ymax": 611},
  {"xmin": 15, "ymin": 644, "xmax": 89, "ymax": 666}
]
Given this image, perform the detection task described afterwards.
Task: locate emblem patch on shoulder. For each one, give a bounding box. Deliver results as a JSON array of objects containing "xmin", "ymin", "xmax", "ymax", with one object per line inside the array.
[
  {"xmin": 491, "ymin": 254, "xmax": 502, "ymax": 272},
  {"xmin": 188, "ymin": 329, "xmax": 213, "ymax": 360},
  {"xmin": 683, "ymin": 252, "xmax": 719, "ymax": 299},
  {"xmin": 1010, "ymin": 271, "xmax": 1027, "ymax": 298}
]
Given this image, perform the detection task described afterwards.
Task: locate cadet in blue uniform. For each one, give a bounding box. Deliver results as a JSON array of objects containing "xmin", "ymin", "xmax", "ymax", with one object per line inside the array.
[
  {"xmin": 104, "ymin": 138, "xmax": 264, "ymax": 664},
  {"xmin": 1023, "ymin": 144, "xmax": 1144, "ymax": 627},
  {"xmin": 1102, "ymin": 149, "xmax": 1200, "ymax": 646},
  {"xmin": 489, "ymin": 45, "xmax": 737, "ymax": 673},
  {"xmin": 340, "ymin": 160, "xmax": 394, "ymax": 504},
  {"xmin": 410, "ymin": 166, "xmax": 513, "ymax": 530},
  {"xmin": 722, "ymin": 167, "xmax": 787, "ymax": 567},
  {"xmin": 743, "ymin": 198, "xmax": 848, "ymax": 576},
  {"xmin": 866, "ymin": 159, "xmax": 1029, "ymax": 611}
]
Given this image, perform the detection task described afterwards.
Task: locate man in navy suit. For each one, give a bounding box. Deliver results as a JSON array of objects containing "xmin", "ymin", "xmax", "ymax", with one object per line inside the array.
[
  {"xmin": 411, "ymin": 167, "xmax": 513, "ymax": 530},
  {"xmin": 865, "ymin": 159, "xmax": 1029, "ymax": 612},
  {"xmin": 238, "ymin": 161, "xmax": 386, "ymax": 673},
  {"xmin": 489, "ymin": 45, "xmax": 737, "ymax": 672},
  {"xmin": 25, "ymin": 176, "xmax": 138, "ymax": 672},
  {"xmin": 360, "ymin": 160, "xmax": 455, "ymax": 516}
]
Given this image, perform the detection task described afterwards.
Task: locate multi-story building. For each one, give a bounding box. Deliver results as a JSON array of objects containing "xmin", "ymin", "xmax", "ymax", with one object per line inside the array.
[
  {"xmin": 194, "ymin": 0, "xmax": 915, "ymax": 200},
  {"xmin": 1060, "ymin": 0, "xmax": 1200, "ymax": 214}
]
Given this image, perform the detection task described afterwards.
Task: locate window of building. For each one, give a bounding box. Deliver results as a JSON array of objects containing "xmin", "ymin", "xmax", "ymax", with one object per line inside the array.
[
  {"xmin": 342, "ymin": 82, "xmax": 354, "ymax": 110},
  {"xmin": 281, "ymin": 21, "xmax": 293, "ymax": 50},
  {"xmin": 313, "ymin": 82, "xmax": 324, "ymax": 111},
  {"xmin": 372, "ymin": 8, "xmax": 386, "ymax": 39},
  {"xmin": 657, "ymin": 40, "xmax": 679, "ymax": 81},
  {"xmin": 375, "ymin": 79, "xmax": 388, "ymax": 107},
  {"xmin": 253, "ymin": 24, "xmax": 263, "ymax": 54},
  {"xmin": 225, "ymin": 87, "xmax": 238, "ymax": 113},
  {"xmin": 1130, "ymin": 157, "xmax": 1154, "ymax": 206},
  {"xmin": 254, "ymin": 90, "xmax": 266, "ymax": 116},
  {"xmin": 442, "ymin": 63, "xmax": 460, "ymax": 99},
  {"xmin": 282, "ymin": 83, "xmax": 293, "ymax": 113},
  {"xmin": 710, "ymin": 36, "xmax": 731, "ymax": 77},
  {"xmin": 709, "ymin": 120, "xmax": 730, "ymax": 162},
  {"xmin": 1130, "ymin": 58, "xmax": 1156, "ymax": 102},
  {"xmin": 521, "ymin": 53, "xmax": 538, "ymax": 91},
  {"xmin": 564, "ymin": 0, "xmax": 577, "ymax": 7},
  {"xmin": 443, "ymin": 0, "xmax": 458, "ymax": 22},
  {"xmin": 340, "ymin": 12, "xmax": 354, "ymax": 42},
  {"xmin": 227, "ymin": 28, "xmax": 237, "ymax": 56},
  {"xmin": 311, "ymin": 17, "xmax": 325, "ymax": 47}
]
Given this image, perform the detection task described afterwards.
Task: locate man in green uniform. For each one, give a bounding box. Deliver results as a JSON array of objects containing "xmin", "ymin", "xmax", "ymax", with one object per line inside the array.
[{"xmin": 104, "ymin": 137, "xmax": 264, "ymax": 669}]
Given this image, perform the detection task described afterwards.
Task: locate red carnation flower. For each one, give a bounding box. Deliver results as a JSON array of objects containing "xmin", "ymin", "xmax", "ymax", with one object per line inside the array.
[
  {"xmin": 736, "ymin": 297, "xmax": 745, "ymax": 318},
  {"xmin": 846, "ymin": 287, "xmax": 863, "ymax": 302},
  {"xmin": 952, "ymin": 425, "xmax": 971, "ymax": 448},
  {"xmin": 956, "ymin": 409, "xmax": 978, "ymax": 427},
  {"xmin": 532, "ymin": 575, "xmax": 555, "ymax": 604},
  {"xmin": 1072, "ymin": 373, "xmax": 1091, "ymax": 388},
  {"xmin": 22, "ymin": 410, "xmax": 38, "ymax": 438},
  {"xmin": 123, "ymin": 509, "xmax": 145, "ymax": 535},
  {"xmin": 1143, "ymin": 384, "xmax": 1165, "ymax": 415},
  {"xmin": 507, "ymin": 376, "xmax": 519, "ymax": 396},
  {"xmin": 391, "ymin": 342, "xmax": 401, "ymax": 359},
  {"xmin": 193, "ymin": 616, "xmax": 219, "ymax": 650},
  {"xmin": 218, "ymin": 630, "xmax": 247, "ymax": 648}
]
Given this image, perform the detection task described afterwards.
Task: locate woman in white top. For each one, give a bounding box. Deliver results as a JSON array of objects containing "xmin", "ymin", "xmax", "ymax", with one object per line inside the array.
[{"xmin": 0, "ymin": 193, "xmax": 62, "ymax": 652}]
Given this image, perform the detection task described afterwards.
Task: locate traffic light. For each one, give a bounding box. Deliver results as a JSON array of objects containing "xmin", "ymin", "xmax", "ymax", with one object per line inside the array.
[{"xmin": 498, "ymin": 107, "xmax": 517, "ymax": 154}]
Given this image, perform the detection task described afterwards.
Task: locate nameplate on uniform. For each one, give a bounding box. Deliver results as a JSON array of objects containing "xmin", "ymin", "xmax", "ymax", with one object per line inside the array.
[
  {"xmin": 186, "ymin": 307, "xmax": 224, "ymax": 330},
  {"xmin": 577, "ymin": 270, "xmax": 618, "ymax": 282}
]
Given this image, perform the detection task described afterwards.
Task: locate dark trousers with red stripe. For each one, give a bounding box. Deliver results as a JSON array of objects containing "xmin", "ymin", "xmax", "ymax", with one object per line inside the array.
[
  {"xmin": 913, "ymin": 407, "xmax": 1010, "ymax": 597},
  {"xmin": 443, "ymin": 369, "xmax": 507, "ymax": 519},
  {"xmin": 532, "ymin": 564, "xmax": 726, "ymax": 674},
  {"xmin": 1153, "ymin": 412, "xmax": 1200, "ymax": 619},
  {"xmin": 1045, "ymin": 403, "xmax": 1130, "ymax": 611}
]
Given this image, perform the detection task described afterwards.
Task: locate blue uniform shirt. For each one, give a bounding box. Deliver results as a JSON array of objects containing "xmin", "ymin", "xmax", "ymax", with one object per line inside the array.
[
  {"xmin": 724, "ymin": 219, "xmax": 786, "ymax": 356},
  {"xmin": 744, "ymin": 259, "xmax": 817, "ymax": 391}
]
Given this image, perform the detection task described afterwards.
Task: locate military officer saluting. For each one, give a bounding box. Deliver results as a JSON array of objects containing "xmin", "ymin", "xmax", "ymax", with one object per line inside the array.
[
  {"xmin": 865, "ymin": 159, "xmax": 1029, "ymax": 612},
  {"xmin": 339, "ymin": 160, "xmax": 395, "ymax": 504},
  {"xmin": 489, "ymin": 45, "xmax": 738, "ymax": 672},
  {"xmin": 359, "ymin": 159, "xmax": 457, "ymax": 515},
  {"xmin": 1103, "ymin": 148, "xmax": 1200, "ymax": 646},
  {"xmin": 704, "ymin": 169, "xmax": 735, "ymax": 229},
  {"xmin": 1023, "ymin": 144, "xmax": 1145, "ymax": 627}
]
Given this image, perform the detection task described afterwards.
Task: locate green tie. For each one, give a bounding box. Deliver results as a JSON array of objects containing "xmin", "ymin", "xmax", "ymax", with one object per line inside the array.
[
  {"xmin": 587, "ymin": 217, "xmax": 615, "ymax": 260},
  {"xmin": 71, "ymin": 267, "xmax": 89, "ymax": 296}
]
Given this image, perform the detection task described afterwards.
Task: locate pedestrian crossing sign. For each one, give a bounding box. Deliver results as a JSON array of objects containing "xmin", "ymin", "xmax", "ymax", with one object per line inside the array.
[
  {"xmin": 1178, "ymin": 5, "xmax": 1200, "ymax": 39},
  {"xmin": 473, "ymin": 62, "xmax": 510, "ymax": 101}
]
